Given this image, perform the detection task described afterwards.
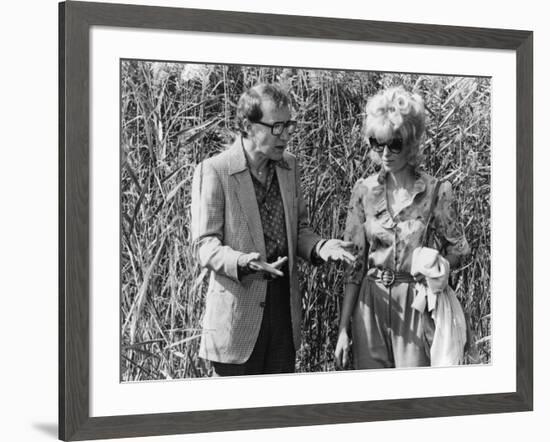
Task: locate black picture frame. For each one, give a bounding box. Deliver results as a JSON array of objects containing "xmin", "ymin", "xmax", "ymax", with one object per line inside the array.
[{"xmin": 59, "ymin": 1, "xmax": 533, "ymax": 440}]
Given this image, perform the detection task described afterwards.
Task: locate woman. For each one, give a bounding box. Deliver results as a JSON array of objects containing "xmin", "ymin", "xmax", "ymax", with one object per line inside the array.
[{"xmin": 334, "ymin": 87, "xmax": 470, "ymax": 369}]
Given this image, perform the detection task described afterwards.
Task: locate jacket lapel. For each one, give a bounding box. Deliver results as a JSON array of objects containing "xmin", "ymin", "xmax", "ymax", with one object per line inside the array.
[
  {"xmin": 228, "ymin": 140, "xmax": 266, "ymax": 258},
  {"xmin": 275, "ymin": 157, "xmax": 296, "ymax": 262}
]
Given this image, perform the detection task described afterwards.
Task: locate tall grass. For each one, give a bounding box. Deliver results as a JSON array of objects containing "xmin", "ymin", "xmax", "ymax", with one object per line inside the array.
[{"xmin": 120, "ymin": 61, "xmax": 491, "ymax": 380}]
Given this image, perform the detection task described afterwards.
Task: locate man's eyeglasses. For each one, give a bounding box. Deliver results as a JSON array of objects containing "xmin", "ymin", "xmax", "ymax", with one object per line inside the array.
[
  {"xmin": 369, "ymin": 137, "xmax": 404, "ymax": 154},
  {"xmin": 256, "ymin": 120, "xmax": 298, "ymax": 136}
]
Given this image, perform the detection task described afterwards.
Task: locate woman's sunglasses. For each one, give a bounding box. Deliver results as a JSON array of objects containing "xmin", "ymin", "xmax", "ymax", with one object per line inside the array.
[{"xmin": 369, "ymin": 137, "xmax": 404, "ymax": 154}]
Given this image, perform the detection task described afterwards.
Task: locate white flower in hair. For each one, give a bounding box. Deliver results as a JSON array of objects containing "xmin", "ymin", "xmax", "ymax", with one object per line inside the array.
[
  {"xmin": 386, "ymin": 91, "xmax": 405, "ymax": 129},
  {"xmin": 393, "ymin": 92, "xmax": 412, "ymax": 115},
  {"xmin": 365, "ymin": 86, "xmax": 425, "ymax": 137}
]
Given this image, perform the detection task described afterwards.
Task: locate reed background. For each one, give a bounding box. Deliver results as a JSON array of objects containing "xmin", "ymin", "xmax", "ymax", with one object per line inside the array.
[{"xmin": 120, "ymin": 60, "xmax": 491, "ymax": 381}]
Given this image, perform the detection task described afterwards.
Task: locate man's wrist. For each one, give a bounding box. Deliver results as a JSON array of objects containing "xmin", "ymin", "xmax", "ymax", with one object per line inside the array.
[
  {"xmin": 315, "ymin": 240, "xmax": 327, "ymax": 256},
  {"xmin": 237, "ymin": 254, "xmax": 253, "ymax": 277},
  {"xmin": 311, "ymin": 239, "xmax": 327, "ymax": 264}
]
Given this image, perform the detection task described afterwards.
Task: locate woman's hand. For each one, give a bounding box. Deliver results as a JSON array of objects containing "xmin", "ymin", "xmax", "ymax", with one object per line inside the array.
[{"xmin": 334, "ymin": 329, "xmax": 351, "ymax": 369}]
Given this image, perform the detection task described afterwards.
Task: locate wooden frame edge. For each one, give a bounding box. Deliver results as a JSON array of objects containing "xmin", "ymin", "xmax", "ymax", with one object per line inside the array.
[{"xmin": 59, "ymin": 1, "xmax": 534, "ymax": 440}]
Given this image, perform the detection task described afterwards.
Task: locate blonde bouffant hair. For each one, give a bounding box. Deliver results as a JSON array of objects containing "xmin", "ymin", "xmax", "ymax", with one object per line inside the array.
[{"xmin": 363, "ymin": 86, "xmax": 426, "ymax": 168}]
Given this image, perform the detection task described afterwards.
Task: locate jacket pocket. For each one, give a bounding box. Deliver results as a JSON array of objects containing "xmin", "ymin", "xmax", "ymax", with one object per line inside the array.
[{"xmin": 204, "ymin": 288, "xmax": 234, "ymax": 339}]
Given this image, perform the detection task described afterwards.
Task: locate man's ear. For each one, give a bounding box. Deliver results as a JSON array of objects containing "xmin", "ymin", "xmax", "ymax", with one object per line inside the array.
[{"xmin": 242, "ymin": 118, "xmax": 252, "ymax": 138}]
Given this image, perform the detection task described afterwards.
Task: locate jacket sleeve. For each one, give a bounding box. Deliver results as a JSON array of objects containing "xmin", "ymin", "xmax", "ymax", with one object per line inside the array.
[
  {"xmin": 294, "ymin": 159, "xmax": 323, "ymax": 262},
  {"xmin": 191, "ymin": 160, "xmax": 243, "ymax": 282},
  {"xmin": 343, "ymin": 179, "xmax": 368, "ymax": 285}
]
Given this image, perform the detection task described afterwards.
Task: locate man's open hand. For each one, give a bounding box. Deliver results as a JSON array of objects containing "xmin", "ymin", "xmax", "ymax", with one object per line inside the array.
[{"xmin": 318, "ymin": 239, "xmax": 356, "ymax": 265}]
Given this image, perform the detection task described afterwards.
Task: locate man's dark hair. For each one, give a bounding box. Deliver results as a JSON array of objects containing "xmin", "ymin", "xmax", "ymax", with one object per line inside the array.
[{"xmin": 236, "ymin": 83, "xmax": 290, "ymax": 137}]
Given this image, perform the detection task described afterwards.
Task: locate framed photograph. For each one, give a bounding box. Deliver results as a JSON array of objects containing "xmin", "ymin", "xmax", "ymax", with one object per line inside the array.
[{"xmin": 59, "ymin": 1, "xmax": 533, "ymax": 440}]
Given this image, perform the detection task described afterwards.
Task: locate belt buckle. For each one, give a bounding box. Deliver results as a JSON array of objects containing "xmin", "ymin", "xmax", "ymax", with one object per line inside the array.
[{"xmin": 381, "ymin": 268, "xmax": 395, "ymax": 287}]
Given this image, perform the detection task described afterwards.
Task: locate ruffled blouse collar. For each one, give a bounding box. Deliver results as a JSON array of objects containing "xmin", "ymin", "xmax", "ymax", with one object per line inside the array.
[{"xmin": 371, "ymin": 170, "xmax": 428, "ymax": 226}]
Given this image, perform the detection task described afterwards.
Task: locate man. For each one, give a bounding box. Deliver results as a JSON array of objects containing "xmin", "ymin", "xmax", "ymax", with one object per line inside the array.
[{"xmin": 191, "ymin": 83, "xmax": 355, "ymax": 376}]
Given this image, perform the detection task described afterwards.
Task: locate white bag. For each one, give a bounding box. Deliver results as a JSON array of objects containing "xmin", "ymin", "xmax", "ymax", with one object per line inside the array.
[
  {"xmin": 410, "ymin": 247, "xmax": 467, "ymax": 366},
  {"xmin": 429, "ymin": 286, "xmax": 467, "ymax": 367}
]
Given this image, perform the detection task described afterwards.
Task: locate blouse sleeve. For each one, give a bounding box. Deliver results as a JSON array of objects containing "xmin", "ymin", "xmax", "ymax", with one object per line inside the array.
[
  {"xmin": 433, "ymin": 180, "xmax": 470, "ymax": 259},
  {"xmin": 343, "ymin": 179, "xmax": 368, "ymax": 285}
]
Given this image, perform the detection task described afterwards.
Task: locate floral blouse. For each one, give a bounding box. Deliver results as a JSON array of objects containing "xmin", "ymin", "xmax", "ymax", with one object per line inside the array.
[{"xmin": 344, "ymin": 171, "xmax": 470, "ymax": 285}]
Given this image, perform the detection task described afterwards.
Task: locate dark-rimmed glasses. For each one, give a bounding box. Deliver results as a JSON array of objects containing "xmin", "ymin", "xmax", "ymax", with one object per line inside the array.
[
  {"xmin": 369, "ymin": 137, "xmax": 404, "ymax": 154},
  {"xmin": 255, "ymin": 120, "xmax": 298, "ymax": 136}
]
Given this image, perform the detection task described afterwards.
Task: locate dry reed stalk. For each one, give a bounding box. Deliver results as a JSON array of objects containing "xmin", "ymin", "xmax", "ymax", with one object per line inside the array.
[{"xmin": 126, "ymin": 236, "xmax": 167, "ymax": 344}]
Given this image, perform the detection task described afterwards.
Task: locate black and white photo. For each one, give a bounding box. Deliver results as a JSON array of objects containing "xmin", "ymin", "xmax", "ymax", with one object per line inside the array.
[{"xmin": 120, "ymin": 61, "xmax": 491, "ymax": 380}]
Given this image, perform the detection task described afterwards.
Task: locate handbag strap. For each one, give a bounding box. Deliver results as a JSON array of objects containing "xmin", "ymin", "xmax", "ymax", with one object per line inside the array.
[{"xmin": 421, "ymin": 180, "xmax": 441, "ymax": 247}]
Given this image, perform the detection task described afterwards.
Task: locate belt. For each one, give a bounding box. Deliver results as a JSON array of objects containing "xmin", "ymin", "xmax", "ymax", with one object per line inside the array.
[{"xmin": 366, "ymin": 267, "xmax": 417, "ymax": 288}]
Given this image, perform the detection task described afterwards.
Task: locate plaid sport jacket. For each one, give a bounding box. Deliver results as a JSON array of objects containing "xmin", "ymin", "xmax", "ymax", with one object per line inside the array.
[{"xmin": 191, "ymin": 139, "xmax": 321, "ymax": 364}]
